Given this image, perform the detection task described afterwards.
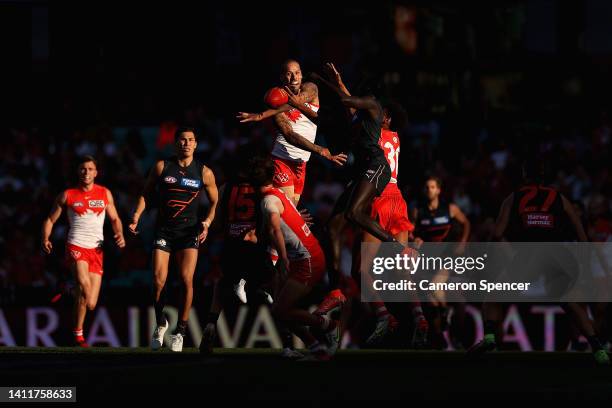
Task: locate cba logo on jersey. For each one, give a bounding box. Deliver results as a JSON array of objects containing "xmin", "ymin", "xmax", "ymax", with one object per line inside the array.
[
  {"xmin": 155, "ymin": 239, "xmax": 167, "ymax": 247},
  {"xmin": 73, "ymin": 202, "xmax": 84, "ymax": 208},
  {"xmin": 164, "ymin": 176, "xmax": 177, "ymax": 184},
  {"xmin": 89, "ymin": 200, "xmax": 105, "ymax": 208},
  {"xmin": 181, "ymin": 178, "xmax": 201, "ymax": 188}
]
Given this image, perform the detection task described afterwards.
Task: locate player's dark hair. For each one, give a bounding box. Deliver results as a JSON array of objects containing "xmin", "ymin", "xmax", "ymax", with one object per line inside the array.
[
  {"xmin": 174, "ymin": 126, "xmax": 197, "ymax": 141},
  {"xmin": 248, "ymin": 156, "xmax": 275, "ymax": 187},
  {"xmin": 426, "ymin": 176, "xmax": 443, "ymax": 189},
  {"xmin": 77, "ymin": 155, "xmax": 97, "ymax": 169}
]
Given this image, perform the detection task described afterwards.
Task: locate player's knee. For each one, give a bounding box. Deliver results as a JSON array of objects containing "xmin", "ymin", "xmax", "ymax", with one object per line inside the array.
[
  {"xmin": 153, "ymin": 275, "xmax": 167, "ymax": 289},
  {"xmin": 345, "ymin": 206, "xmax": 365, "ymax": 225},
  {"xmin": 86, "ymin": 300, "xmax": 97, "ymax": 311}
]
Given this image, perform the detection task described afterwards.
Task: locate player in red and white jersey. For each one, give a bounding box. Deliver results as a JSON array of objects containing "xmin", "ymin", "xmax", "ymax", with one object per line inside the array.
[
  {"xmin": 350, "ymin": 106, "xmax": 428, "ymax": 347},
  {"xmin": 42, "ymin": 156, "xmax": 125, "ymax": 347},
  {"xmin": 237, "ymin": 59, "xmax": 346, "ymax": 204},
  {"xmin": 250, "ymin": 157, "xmax": 340, "ymax": 360}
]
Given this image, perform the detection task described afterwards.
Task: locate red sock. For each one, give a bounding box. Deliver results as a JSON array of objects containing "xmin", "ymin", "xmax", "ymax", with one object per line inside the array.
[{"xmin": 73, "ymin": 328, "xmax": 85, "ymax": 342}]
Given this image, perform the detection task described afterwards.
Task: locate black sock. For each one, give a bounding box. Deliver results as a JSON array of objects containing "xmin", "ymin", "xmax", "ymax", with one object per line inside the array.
[
  {"xmin": 280, "ymin": 328, "xmax": 293, "ymax": 349},
  {"xmin": 586, "ymin": 335, "xmax": 603, "ymax": 352},
  {"xmin": 205, "ymin": 312, "xmax": 220, "ymax": 326},
  {"xmin": 174, "ymin": 320, "xmax": 188, "ymax": 336},
  {"xmin": 484, "ymin": 320, "xmax": 497, "ymax": 337},
  {"xmin": 154, "ymin": 298, "xmax": 166, "ymax": 326}
]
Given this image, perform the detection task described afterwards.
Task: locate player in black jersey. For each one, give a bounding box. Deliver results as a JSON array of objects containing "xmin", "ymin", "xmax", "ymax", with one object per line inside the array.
[
  {"xmin": 199, "ymin": 156, "xmax": 275, "ymax": 355},
  {"xmin": 469, "ymin": 160, "xmax": 609, "ymax": 365},
  {"xmin": 310, "ymin": 63, "xmax": 404, "ymax": 316},
  {"xmin": 129, "ymin": 126, "xmax": 219, "ymax": 352},
  {"xmin": 411, "ymin": 176, "xmax": 471, "ymax": 349}
]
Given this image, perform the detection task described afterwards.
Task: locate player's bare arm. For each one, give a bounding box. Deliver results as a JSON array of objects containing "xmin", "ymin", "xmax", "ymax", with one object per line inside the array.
[
  {"xmin": 562, "ymin": 194, "xmax": 589, "ymax": 242},
  {"xmin": 266, "ymin": 201, "xmax": 289, "ymax": 276},
  {"xmin": 105, "ymin": 188, "xmax": 125, "ymax": 248},
  {"xmin": 450, "ymin": 203, "xmax": 471, "ymax": 253},
  {"xmin": 199, "ymin": 165, "xmax": 219, "ymax": 243},
  {"xmin": 129, "ymin": 160, "xmax": 164, "ymax": 234},
  {"xmin": 237, "ymin": 83, "xmax": 319, "ymax": 123},
  {"xmin": 323, "ymin": 62, "xmax": 356, "ymax": 116},
  {"xmin": 274, "ymin": 113, "xmax": 347, "ymax": 166},
  {"xmin": 41, "ymin": 191, "xmax": 67, "ymax": 254},
  {"xmin": 314, "ymin": 63, "xmax": 380, "ymax": 117}
]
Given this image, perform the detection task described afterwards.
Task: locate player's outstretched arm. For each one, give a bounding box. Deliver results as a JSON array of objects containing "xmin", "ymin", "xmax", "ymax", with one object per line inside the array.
[
  {"xmin": 105, "ymin": 189, "xmax": 125, "ymax": 248},
  {"xmin": 41, "ymin": 191, "xmax": 66, "ymax": 254},
  {"xmin": 322, "ymin": 62, "xmax": 356, "ymax": 117},
  {"xmin": 199, "ymin": 165, "xmax": 219, "ymax": 243},
  {"xmin": 313, "ymin": 64, "xmax": 380, "ymax": 117},
  {"xmin": 273, "ymin": 113, "xmax": 347, "ymax": 166},
  {"xmin": 130, "ymin": 160, "xmax": 163, "ymax": 235}
]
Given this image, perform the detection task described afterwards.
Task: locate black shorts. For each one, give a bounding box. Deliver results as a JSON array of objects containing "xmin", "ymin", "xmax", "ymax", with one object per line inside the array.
[
  {"xmin": 154, "ymin": 226, "xmax": 200, "ymax": 253},
  {"xmin": 355, "ymin": 154, "xmax": 391, "ymax": 196},
  {"xmin": 330, "ymin": 155, "xmax": 391, "ymax": 218}
]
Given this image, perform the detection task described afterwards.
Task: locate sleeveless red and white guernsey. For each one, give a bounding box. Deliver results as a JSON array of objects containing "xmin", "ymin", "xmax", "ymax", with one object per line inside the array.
[{"xmin": 65, "ymin": 184, "xmax": 108, "ymax": 249}]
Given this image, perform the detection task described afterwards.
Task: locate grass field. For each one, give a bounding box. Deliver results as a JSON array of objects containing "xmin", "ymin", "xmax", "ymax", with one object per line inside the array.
[{"xmin": 1, "ymin": 347, "xmax": 611, "ymax": 402}]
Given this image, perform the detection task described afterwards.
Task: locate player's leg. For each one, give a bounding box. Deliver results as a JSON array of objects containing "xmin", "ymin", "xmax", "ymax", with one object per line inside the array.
[
  {"xmin": 85, "ymin": 248, "xmax": 104, "ymax": 311},
  {"xmin": 291, "ymin": 161, "xmax": 306, "ymax": 205},
  {"xmin": 87, "ymin": 273, "xmax": 102, "ymax": 311},
  {"xmin": 316, "ymin": 187, "xmax": 353, "ymax": 316},
  {"xmin": 171, "ymin": 247, "xmax": 198, "ymax": 352},
  {"xmin": 357, "ymin": 230, "xmax": 399, "ymax": 346},
  {"xmin": 467, "ymin": 302, "xmax": 502, "ymax": 356},
  {"xmin": 272, "ymin": 157, "xmax": 299, "ymax": 204},
  {"xmin": 345, "ymin": 179, "xmax": 396, "ymax": 244},
  {"xmin": 563, "ymin": 302, "xmax": 609, "ymax": 365},
  {"xmin": 273, "ymin": 277, "xmax": 335, "ymax": 358},
  {"xmin": 72, "ymin": 260, "xmax": 91, "ymax": 347},
  {"xmin": 151, "ymin": 248, "xmax": 170, "ymax": 349},
  {"xmin": 273, "ymin": 279, "xmax": 319, "ymax": 335}
]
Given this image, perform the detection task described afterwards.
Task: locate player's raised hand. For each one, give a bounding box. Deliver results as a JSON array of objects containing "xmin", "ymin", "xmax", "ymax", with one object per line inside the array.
[
  {"xmin": 115, "ymin": 233, "xmax": 126, "ymax": 248},
  {"xmin": 283, "ymin": 86, "xmax": 306, "ymax": 107},
  {"xmin": 324, "ymin": 62, "xmax": 342, "ymax": 84},
  {"xmin": 330, "ymin": 152, "xmax": 348, "ymax": 167},
  {"xmin": 236, "ymin": 112, "xmax": 263, "ymax": 123},
  {"xmin": 42, "ymin": 239, "xmax": 53, "ymax": 254}
]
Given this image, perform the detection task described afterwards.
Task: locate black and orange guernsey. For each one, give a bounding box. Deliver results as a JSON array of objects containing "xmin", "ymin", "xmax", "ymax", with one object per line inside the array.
[
  {"xmin": 153, "ymin": 158, "xmax": 205, "ymax": 252},
  {"xmin": 508, "ymin": 184, "xmax": 565, "ymax": 242},
  {"xmin": 415, "ymin": 201, "xmax": 452, "ymax": 242},
  {"xmin": 221, "ymin": 180, "xmax": 258, "ymax": 240}
]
